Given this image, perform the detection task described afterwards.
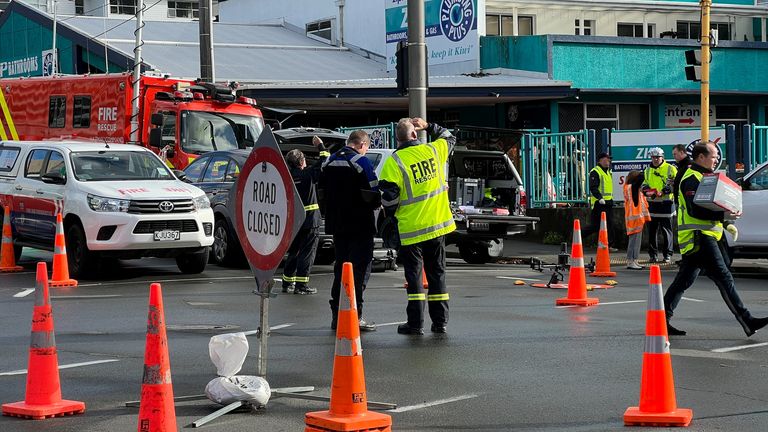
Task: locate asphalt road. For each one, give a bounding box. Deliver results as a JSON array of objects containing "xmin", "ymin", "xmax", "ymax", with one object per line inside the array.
[{"xmin": 1, "ymin": 247, "xmax": 768, "ymax": 431}]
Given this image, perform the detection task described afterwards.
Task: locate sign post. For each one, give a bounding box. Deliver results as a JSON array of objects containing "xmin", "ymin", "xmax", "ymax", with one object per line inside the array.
[{"xmin": 233, "ymin": 125, "xmax": 305, "ymax": 377}]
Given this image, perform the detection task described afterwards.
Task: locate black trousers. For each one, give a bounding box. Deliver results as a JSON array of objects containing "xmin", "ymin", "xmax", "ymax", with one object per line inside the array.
[
  {"xmin": 282, "ymin": 227, "xmax": 319, "ymax": 289},
  {"xmin": 330, "ymin": 232, "xmax": 373, "ymax": 318},
  {"xmin": 647, "ymin": 217, "xmax": 673, "ymax": 259},
  {"xmin": 582, "ymin": 202, "xmax": 614, "ymax": 246},
  {"xmin": 400, "ymin": 236, "xmax": 449, "ymax": 328},
  {"xmin": 663, "ymin": 234, "xmax": 752, "ymax": 334}
]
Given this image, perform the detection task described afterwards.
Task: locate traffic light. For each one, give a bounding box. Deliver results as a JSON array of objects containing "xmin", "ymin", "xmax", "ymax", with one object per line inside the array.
[
  {"xmin": 684, "ymin": 50, "xmax": 702, "ymax": 82},
  {"xmin": 396, "ymin": 41, "xmax": 409, "ymax": 96}
]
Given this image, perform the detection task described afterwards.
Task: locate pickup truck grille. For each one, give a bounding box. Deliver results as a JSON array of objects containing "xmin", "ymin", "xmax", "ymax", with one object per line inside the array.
[
  {"xmin": 133, "ymin": 220, "xmax": 199, "ymax": 234},
  {"xmin": 128, "ymin": 199, "xmax": 194, "ymax": 214}
]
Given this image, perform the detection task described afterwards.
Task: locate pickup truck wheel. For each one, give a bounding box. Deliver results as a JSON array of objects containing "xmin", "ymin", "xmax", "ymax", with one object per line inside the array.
[
  {"xmin": 176, "ymin": 248, "xmax": 209, "ymax": 274},
  {"xmin": 66, "ymin": 224, "xmax": 98, "ymax": 278},
  {"xmin": 459, "ymin": 242, "xmax": 491, "ymax": 264}
]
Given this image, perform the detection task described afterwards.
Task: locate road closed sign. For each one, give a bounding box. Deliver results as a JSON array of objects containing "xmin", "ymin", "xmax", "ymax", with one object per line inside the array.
[{"xmin": 234, "ymin": 127, "xmax": 305, "ymax": 294}]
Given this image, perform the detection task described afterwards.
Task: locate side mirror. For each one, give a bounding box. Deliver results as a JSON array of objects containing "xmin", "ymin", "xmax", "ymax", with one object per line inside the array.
[
  {"xmin": 41, "ymin": 171, "xmax": 66, "ymax": 185},
  {"xmin": 149, "ymin": 128, "xmax": 163, "ymax": 148},
  {"xmin": 151, "ymin": 113, "xmax": 164, "ymax": 126},
  {"xmin": 173, "ymin": 169, "xmax": 187, "ymax": 181}
]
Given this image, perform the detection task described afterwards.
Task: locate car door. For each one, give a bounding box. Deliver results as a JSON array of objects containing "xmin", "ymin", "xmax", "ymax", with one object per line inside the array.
[
  {"xmin": 735, "ymin": 163, "xmax": 768, "ymax": 246},
  {"xmin": 15, "ymin": 149, "xmax": 62, "ymax": 242},
  {"xmin": 200, "ymin": 155, "xmax": 232, "ymax": 209}
]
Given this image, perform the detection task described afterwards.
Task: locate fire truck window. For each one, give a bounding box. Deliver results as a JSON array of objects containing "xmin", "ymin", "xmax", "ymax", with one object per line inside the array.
[
  {"xmin": 48, "ymin": 96, "xmax": 66, "ymax": 128},
  {"xmin": 202, "ymin": 156, "xmax": 229, "ymax": 183},
  {"xmin": 73, "ymin": 96, "xmax": 91, "ymax": 128},
  {"xmin": 25, "ymin": 150, "xmax": 49, "ymax": 179},
  {"xmin": 45, "ymin": 152, "xmax": 66, "ymax": 178}
]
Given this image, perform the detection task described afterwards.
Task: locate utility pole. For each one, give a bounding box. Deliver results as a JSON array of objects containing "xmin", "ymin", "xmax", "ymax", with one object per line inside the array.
[
  {"xmin": 130, "ymin": 0, "xmax": 145, "ymax": 144},
  {"xmin": 407, "ymin": 0, "xmax": 427, "ymax": 136},
  {"xmin": 700, "ymin": 0, "xmax": 712, "ymax": 143},
  {"xmin": 51, "ymin": 0, "xmax": 57, "ymax": 75},
  {"xmin": 199, "ymin": 0, "xmax": 215, "ymax": 82}
]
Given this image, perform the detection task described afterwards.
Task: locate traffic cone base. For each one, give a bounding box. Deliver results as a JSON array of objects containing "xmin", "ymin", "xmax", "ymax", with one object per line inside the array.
[
  {"xmin": 2, "ymin": 399, "xmax": 85, "ymax": 420},
  {"xmin": 623, "ymin": 406, "xmax": 693, "ymax": 427},
  {"xmin": 556, "ymin": 297, "xmax": 599, "ymax": 306},
  {"xmin": 48, "ymin": 279, "xmax": 78, "ymax": 288},
  {"xmin": 0, "ymin": 265, "xmax": 23, "ymax": 273},
  {"xmin": 590, "ymin": 270, "xmax": 616, "ymax": 277},
  {"xmin": 305, "ymin": 411, "xmax": 393, "ymax": 432}
]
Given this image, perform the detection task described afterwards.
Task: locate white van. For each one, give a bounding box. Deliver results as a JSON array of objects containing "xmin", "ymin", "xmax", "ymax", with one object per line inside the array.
[{"xmin": 0, "ymin": 141, "xmax": 214, "ymax": 277}]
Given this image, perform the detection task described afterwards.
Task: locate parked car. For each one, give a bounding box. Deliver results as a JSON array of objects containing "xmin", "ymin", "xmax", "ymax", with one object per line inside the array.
[
  {"xmin": 181, "ymin": 128, "xmax": 350, "ymax": 266},
  {"xmin": 0, "ymin": 141, "xmax": 214, "ymax": 277},
  {"xmin": 726, "ymin": 161, "xmax": 768, "ymax": 259},
  {"xmin": 366, "ymin": 146, "xmax": 539, "ymax": 264}
]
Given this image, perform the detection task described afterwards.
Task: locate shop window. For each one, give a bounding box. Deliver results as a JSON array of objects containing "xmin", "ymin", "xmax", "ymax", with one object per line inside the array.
[
  {"xmin": 619, "ymin": 104, "xmax": 650, "ymax": 130},
  {"xmin": 48, "ymin": 96, "xmax": 66, "ymax": 128},
  {"xmin": 485, "ymin": 14, "xmax": 534, "ymax": 36},
  {"xmin": 73, "ymin": 96, "xmax": 91, "ymax": 129},
  {"xmin": 575, "ymin": 19, "xmax": 594, "ymax": 36},
  {"xmin": 617, "ymin": 23, "xmax": 655, "ymax": 38},
  {"xmin": 677, "ymin": 21, "xmax": 731, "ymax": 41},
  {"xmin": 558, "ymin": 103, "xmax": 585, "ymax": 133},
  {"xmin": 168, "ymin": 1, "xmax": 199, "ymax": 19},
  {"xmin": 110, "ymin": 0, "xmax": 137, "ymax": 15}
]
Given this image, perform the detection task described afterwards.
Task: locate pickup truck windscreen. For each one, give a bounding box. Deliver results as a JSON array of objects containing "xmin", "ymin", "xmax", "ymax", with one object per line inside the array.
[
  {"xmin": 181, "ymin": 111, "xmax": 265, "ymax": 154},
  {"xmin": 71, "ymin": 151, "xmax": 175, "ymax": 181}
]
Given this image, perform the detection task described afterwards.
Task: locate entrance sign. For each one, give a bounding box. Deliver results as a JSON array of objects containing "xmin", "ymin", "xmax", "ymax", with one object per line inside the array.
[
  {"xmin": 234, "ymin": 126, "xmax": 305, "ymax": 295},
  {"xmin": 664, "ymin": 104, "xmax": 715, "ymax": 128},
  {"xmin": 609, "ymin": 127, "xmax": 726, "ymax": 201}
]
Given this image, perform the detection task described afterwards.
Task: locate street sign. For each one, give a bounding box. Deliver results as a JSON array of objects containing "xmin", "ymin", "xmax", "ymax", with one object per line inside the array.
[
  {"xmin": 234, "ymin": 126, "xmax": 305, "ymax": 295},
  {"xmin": 664, "ymin": 104, "xmax": 715, "ymax": 128}
]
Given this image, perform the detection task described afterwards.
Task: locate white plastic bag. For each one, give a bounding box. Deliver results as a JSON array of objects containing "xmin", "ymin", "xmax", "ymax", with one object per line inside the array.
[
  {"xmin": 205, "ymin": 376, "xmax": 271, "ymax": 407},
  {"xmin": 208, "ymin": 332, "xmax": 249, "ymax": 377}
]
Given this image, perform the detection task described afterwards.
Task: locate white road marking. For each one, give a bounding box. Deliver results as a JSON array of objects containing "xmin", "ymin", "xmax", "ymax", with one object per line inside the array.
[
  {"xmin": 388, "ymin": 394, "xmax": 478, "ymax": 413},
  {"xmin": 496, "ymin": 276, "xmax": 541, "ymax": 282},
  {"xmin": 0, "ymin": 359, "xmax": 119, "ymax": 376},
  {"xmin": 77, "ymin": 274, "xmax": 337, "ymax": 288},
  {"xmin": 50, "ymin": 295, "xmax": 122, "ymax": 299},
  {"xmin": 374, "ymin": 321, "xmax": 407, "ymax": 327},
  {"xmin": 186, "ymin": 301, "xmax": 220, "ymax": 306},
  {"xmin": 13, "ymin": 288, "xmax": 34, "ymax": 298},
  {"xmin": 241, "ymin": 323, "xmax": 296, "ymax": 336},
  {"xmin": 681, "ymin": 296, "xmax": 706, "ymax": 302},
  {"xmin": 556, "ymin": 300, "xmax": 645, "ymax": 309},
  {"xmin": 711, "ymin": 342, "xmax": 768, "ymax": 353}
]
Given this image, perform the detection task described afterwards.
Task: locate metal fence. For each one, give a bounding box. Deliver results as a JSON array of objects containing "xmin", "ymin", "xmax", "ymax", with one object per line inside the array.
[
  {"xmin": 337, "ymin": 123, "xmax": 395, "ymax": 149},
  {"xmin": 752, "ymin": 125, "xmax": 768, "ymax": 169},
  {"xmin": 524, "ymin": 130, "xmax": 592, "ymax": 208}
]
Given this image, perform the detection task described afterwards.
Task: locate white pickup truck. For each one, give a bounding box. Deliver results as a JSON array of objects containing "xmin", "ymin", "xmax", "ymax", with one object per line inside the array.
[
  {"xmin": 0, "ymin": 141, "xmax": 214, "ymax": 277},
  {"xmin": 727, "ymin": 160, "xmax": 768, "ymax": 259}
]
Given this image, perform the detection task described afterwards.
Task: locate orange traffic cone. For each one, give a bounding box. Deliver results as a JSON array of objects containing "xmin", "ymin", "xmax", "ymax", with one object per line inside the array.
[
  {"xmin": 49, "ymin": 214, "xmax": 77, "ymax": 288},
  {"xmin": 2, "ymin": 262, "xmax": 86, "ymax": 419},
  {"xmin": 305, "ymin": 262, "xmax": 392, "ymax": 432},
  {"xmin": 624, "ymin": 265, "xmax": 693, "ymax": 427},
  {"xmin": 556, "ymin": 219, "xmax": 599, "ymax": 306},
  {"xmin": 403, "ymin": 268, "xmax": 428, "ymax": 290},
  {"xmin": 0, "ymin": 206, "xmax": 23, "ymax": 272},
  {"xmin": 590, "ymin": 211, "xmax": 616, "ymax": 277},
  {"xmin": 137, "ymin": 283, "xmax": 177, "ymax": 432}
]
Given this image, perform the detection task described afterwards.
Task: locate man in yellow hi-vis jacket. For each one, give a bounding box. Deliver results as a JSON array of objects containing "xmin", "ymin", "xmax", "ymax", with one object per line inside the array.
[{"xmin": 379, "ymin": 118, "xmax": 455, "ymax": 335}]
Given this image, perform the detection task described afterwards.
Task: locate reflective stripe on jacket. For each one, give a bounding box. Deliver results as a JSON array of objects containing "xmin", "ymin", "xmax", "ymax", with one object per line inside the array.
[
  {"xmin": 643, "ymin": 161, "xmax": 677, "ymax": 202},
  {"xmin": 623, "ymin": 183, "xmax": 650, "ymax": 235},
  {"xmin": 677, "ymin": 169, "xmax": 723, "ymax": 255}
]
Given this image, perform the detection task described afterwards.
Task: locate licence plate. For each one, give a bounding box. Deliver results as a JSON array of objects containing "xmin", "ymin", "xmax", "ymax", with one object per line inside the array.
[{"xmin": 153, "ymin": 230, "xmax": 180, "ymax": 241}]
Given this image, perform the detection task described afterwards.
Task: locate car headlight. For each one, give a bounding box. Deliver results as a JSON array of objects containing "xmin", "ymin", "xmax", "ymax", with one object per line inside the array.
[
  {"xmin": 193, "ymin": 194, "xmax": 210, "ymax": 210},
  {"xmin": 87, "ymin": 194, "xmax": 130, "ymax": 212}
]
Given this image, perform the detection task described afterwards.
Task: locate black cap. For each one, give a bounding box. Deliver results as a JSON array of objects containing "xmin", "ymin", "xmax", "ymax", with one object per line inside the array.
[{"xmin": 597, "ymin": 152, "xmax": 612, "ymax": 160}]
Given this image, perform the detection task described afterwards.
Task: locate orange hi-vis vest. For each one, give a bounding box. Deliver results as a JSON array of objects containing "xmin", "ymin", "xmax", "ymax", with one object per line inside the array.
[{"xmin": 623, "ymin": 183, "xmax": 651, "ymax": 235}]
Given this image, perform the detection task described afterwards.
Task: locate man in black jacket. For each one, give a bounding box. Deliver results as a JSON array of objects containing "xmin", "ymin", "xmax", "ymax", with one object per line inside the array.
[
  {"xmin": 319, "ymin": 130, "xmax": 381, "ymax": 332},
  {"xmin": 672, "ymin": 143, "xmax": 692, "ymax": 206},
  {"xmin": 664, "ymin": 142, "xmax": 768, "ymax": 337},
  {"xmin": 281, "ymin": 136, "xmax": 329, "ymax": 295}
]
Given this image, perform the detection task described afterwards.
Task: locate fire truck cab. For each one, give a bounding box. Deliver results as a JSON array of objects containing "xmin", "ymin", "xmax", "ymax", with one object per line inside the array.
[{"xmin": 0, "ymin": 73, "xmax": 265, "ymax": 169}]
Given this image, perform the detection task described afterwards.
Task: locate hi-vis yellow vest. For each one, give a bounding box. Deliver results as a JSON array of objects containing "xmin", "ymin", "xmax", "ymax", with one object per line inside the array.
[
  {"xmin": 644, "ymin": 161, "xmax": 677, "ymax": 202},
  {"xmin": 589, "ymin": 166, "xmax": 613, "ymax": 207},
  {"xmin": 677, "ymin": 169, "xmax": 723, "ymax": 255},
  {"xmin": 380, "ymin": 139, "xmax": 455, "ymax": 246}
]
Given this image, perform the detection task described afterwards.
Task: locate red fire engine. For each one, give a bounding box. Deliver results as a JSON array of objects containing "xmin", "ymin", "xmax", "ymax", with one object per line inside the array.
[{"xmin": 0, "ymin": 72, "xmax": 264, "ymax": 169}]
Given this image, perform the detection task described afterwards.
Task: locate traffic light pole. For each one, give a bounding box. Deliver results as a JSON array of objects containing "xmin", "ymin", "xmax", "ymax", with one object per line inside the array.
[
  {"xmin": 408, "ymin": 0, "xmax": 428, "ymax": 137},
  {"xmin": 700, "ymin": 0, "xmax": 712, "ymax": 143}
]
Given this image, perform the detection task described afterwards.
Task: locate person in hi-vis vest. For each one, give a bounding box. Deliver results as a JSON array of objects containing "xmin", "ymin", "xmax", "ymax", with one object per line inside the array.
[
  {"xmin": 582, "ymin": 152, "xmax": 616, "ymax": 251},
  {"xmin": 379, "ymin": 118, "xmax": 455, "ymax": 335},
  {"xmin": 642, "ymin": 147, "xmax": 677, "ymax": 263}
]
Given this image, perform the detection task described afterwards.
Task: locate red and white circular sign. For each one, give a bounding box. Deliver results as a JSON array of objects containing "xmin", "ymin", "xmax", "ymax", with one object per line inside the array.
[{"xmin": 234, "ymin": 147, "xmax": 296, "ymax": 271}]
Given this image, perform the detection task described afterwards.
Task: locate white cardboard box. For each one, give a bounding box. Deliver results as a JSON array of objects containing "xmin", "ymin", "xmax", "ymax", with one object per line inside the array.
[{"xmin": 693, "ymin": 173, "xmax": 742, "ymax": 214}]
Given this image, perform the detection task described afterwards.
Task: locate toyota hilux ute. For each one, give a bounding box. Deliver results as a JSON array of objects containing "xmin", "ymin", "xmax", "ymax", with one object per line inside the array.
[
  {"xmin": 726, "ymin": 160, "xmax": 768, "ymax": 260},
  {"xmin": 366, "ymin": 146, "xmax": 539, "ymax": 264},
  {"xmin": 0, "ymin": 141, "xmax": 214, "ymax": 277}
]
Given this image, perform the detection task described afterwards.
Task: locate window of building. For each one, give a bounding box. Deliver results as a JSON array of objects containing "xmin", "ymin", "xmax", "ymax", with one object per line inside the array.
[
  {"xmin": 110, "ymin": 0, "xmax": 137, "ymax": 15},
  {"xmin": 716, "ymin": 105, "xmax": 749, "ymax": 163},
  {"xmin": 676, "ymin": 21, "xmax": 731, "ymax": 41},
  {"xmin": 72, "ymin": 96, "xmax": 91, "ymax": 129},
  {"xmin": 168, "ymin": 1, "xmax": 199, "ymax": 19},
  {"xmin": 306, "ymin": 19, "xmax": 334, "ymax": 44},
  {"xmin": 48, "ymin": 96, "xmax": 66, "ymax": 128},
  {"xmin": 617, "ymin": 23, "xmax": 655, "ymax": 38},
  {"xmin": 485, "ymin": 14, "xmax": 535, "ymax": 36},
  {"xmin": 75, "ymin": 0, "xmax": 84, "ymax": 15},
  {"xmin": 558, "ymin": 103, "xmax": 651, "ymax": 148},
  {"xmin": 575, "ymin": 19, "xmax": 594, "ymax": 36}
]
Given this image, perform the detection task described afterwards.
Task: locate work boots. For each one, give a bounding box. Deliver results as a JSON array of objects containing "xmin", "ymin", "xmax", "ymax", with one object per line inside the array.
[{"xmin": 745, "ymin": 317, "xmax": 768, "ymax": 337}]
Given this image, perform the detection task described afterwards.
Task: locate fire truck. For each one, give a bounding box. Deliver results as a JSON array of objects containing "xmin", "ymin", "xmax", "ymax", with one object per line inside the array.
[{"xmin": 0, "ymin": 72, "xmax": 265, "ymax": 169}]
